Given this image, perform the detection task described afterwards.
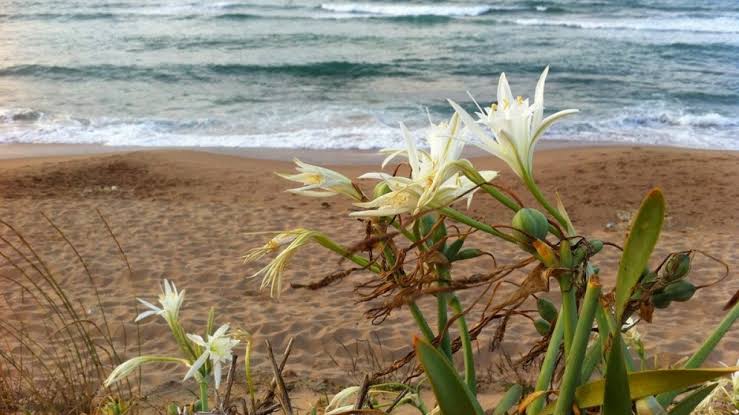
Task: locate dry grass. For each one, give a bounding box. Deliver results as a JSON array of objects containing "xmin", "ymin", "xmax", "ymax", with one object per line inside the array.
[{"xmin": 0, "ymin": 212, "xmax": 141, "ymax": 414}]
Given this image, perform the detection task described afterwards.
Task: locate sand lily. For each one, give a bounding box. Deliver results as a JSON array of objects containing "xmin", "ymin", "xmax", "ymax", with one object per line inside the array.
[
  {"xmin": 277, "ymin": 158, "xmax": 363, "ymax": 201},
  {"xmin": 353, "ymin": 115, "xmax": 496, "ymax": 217},
  {"xmin": 135, "ymin": 279, "xmax": 185, "ymax": 325},
  {"xmin": 244, "ymin": 228, "xmax": 319, "ymax": 297},
  {"xmin": 184, "ymin": 324, "xmax": 240, "ymax": 388},
  {"xmin": 449, "ymin": 66, "xmax": 578, "ymax": 179}
]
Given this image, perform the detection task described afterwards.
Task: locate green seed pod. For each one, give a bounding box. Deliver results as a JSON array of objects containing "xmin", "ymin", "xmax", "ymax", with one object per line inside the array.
[
  {"xmin": 534, "ymin": 318, "xmax": 551, "ymax": 336},
  {"xmin": 664, "ymin": 280, "xmax": 696, "ymax": 302},
  {"xmin": 455, "ymin": 248, "xmax": 483, "ymax": 261},
  {"xmin": 589, "ymin": 240, "xmax": 604, "ymax": 254},
  {"xmin": 373, "ymin": 182, "xmax": 391, "ymax": 198},
  {"xmin": 166, "ymin": 403, "xmax": 179, "ymax": 415},
  {"xmin": 663, "ymin": 253, "xmax": 691, "ymax": 282},
  {"xmin": 444, "ymin": 238, "xmax": 466, "ymax": 261},
  {"xmin": 640, "ymin": 271, "xmax": 657, "ymax": 285},
  {"xmin": 572, "ymin": 245, "xmax": 587, "ymax": 265},
  {"xmin": 651, "ymin": 291, "xmax": 672, "ymax": 309},
  {"xmin": 537, "ymin": 298, "xmax": 558, "ymax": 323},
  {"xmin": 512, "ymin": 208, "xmax": 549, "ymax": 241}
]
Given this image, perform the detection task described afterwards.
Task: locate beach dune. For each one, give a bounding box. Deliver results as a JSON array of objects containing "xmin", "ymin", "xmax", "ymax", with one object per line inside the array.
[{"xmin": 0, "ymin": 145, "xmax": 736, "ymax": 407}]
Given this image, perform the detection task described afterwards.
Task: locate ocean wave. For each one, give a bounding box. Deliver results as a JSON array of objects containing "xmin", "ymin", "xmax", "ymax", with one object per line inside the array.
[
  {"xmin": 319, "ymin": 3, "xmax": 494, "ymax": 17},
  {"xmin": 0, "ymin": 61, "xmax": 407, "ymax": 81},
  {"xmin": 505, "ymin": 16, "xmax": 739, "ymax": 33},
  {"xmin": 1, "ymin": 107, "xmax": 737, "ymax": 150}
]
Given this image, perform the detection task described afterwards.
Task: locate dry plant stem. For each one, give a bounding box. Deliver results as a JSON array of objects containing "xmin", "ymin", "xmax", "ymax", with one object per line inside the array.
[
  {"xmin": 526, "ymin": 311, "xmax": 565, "ymax": 415},
  {"xmin": 258, "ymin": 337, "xmax": 295, "ymax": 409},
  {"xmin": 220, "ymin": 354, "xmax": 239, "ymax": 411},
  {"xmin": 354, "ymin": 374, "xmax": 371, "ymax": 409},
  {"xmin": 265, "ymin": 339, "xmax": 293, "ymax": 415},
  {"xmin": 553, "ymin": 277, "xmax": 602, "ymax": 415}
]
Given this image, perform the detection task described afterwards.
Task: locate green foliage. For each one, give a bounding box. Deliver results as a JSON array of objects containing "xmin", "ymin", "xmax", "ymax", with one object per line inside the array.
[
  {"xmin": 614, "ymin": 188, "xmax": 665, "ymax": 320},
  {"xmin": 667, "ymin": 383, "xmax": 718, "ymax": 415},
  {"xmin": 414, "ymin": 337, "xmax": 483, "ymax": 415},
  {"xmin": 493, "ymin": 384, "xmax": 523, "ymax": 415},
  {"xmin": 541, "ymin": 368, "xmax": 739, "ymax": 414}
]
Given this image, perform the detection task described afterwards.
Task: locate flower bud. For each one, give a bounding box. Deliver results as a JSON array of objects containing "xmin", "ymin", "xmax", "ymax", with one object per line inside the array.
[
  {"xmin": 512, "ymin": 208, "xmax": 549, "ymax": 241},
  {"xmin": 663, "ymin": 253, "xmax": 691, "ymax": 282}
]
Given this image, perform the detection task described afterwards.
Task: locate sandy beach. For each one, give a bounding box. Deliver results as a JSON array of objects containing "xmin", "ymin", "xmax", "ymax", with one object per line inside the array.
[{"xmin": 0, "ymin": 144, "xmax": 737, "ymax": 409}]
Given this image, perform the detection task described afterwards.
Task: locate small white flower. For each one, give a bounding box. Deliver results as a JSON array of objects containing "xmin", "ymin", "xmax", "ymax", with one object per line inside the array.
[
  {"xmin": 277, "ymin": 158, "xmax": 363, "ymax": 201},
  {"xmin": 245, "ymin": 229, "xmax": 318, "ymax": 297},
  {"xmin": 449, "ymin": 66, "xmax": 578, "ymax": 178},
  {"xmin": 184, "ymin": 324, "xmax": 240, "ymax": 389},
  {"xmin": 135, "ymin": 279, "xmax": 185, "ymax": 325}
]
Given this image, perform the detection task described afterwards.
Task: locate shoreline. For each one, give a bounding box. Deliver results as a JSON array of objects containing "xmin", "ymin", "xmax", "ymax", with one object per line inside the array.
[{"xmin": 2, "ymin": 140, "xmax": 735, "ymax": 166}]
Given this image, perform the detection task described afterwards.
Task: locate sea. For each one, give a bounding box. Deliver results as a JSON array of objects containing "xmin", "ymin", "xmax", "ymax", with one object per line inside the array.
[{"xmin": 0, "ymin": 0, "xmax": 737, "ymax": 150}]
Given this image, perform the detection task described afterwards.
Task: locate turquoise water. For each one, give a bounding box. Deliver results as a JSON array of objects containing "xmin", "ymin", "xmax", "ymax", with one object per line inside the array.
[{"xmin": 0, "ymin": 0, "xmax": 737, "ymax": 149}]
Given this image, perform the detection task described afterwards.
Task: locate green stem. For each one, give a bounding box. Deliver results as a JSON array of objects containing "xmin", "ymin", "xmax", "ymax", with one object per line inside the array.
[
  {"xmin": 657, "ymin": 300, "xmax": 739, "ymax": 407},
  {"xmin": 553, "ymin": 278, "xmax": 602, "ymax": 415},
  {"xmin": 559, "ymin": 276, "xmax": 577, "ymax": 358},
  {"xmin": 439, "ymin": 207, "xmax": 521, "ymax": 246},
  {"xmin": 409, "ymin": 302, "xmax": 435, "ymax": 343},
  {"xmin": 522, "ymin": 172, "xmax": 569, "ymax": 230},
  {"xmin": 526, "ymin": 311, "xmax": 565, "ymax": 415},
  {"xmin": 199, "ymin": 381, "xmax": 209, "ymax": 412},
  {"xmin": 579, "ymin": 335, "xmax": 603, "ymax": 384},
  {"xmin": 436, "ymin": 266, "xmax": 453, "ymax": 360},
  {"xmin": 449, "ymin": 295, "xmax": 476, "ymax": 394},
  {"xmin": 313, "ymin": 233, "xmax": 380, "ymax": 273}
]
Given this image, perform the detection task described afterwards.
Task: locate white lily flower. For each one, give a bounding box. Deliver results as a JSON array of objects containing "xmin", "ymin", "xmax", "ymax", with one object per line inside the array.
[
  {"xmin": 135, "ymin": 279, "xmax": 185, "ymax": 325},
  {"xmin": 242, "ymin": 229, "xmax": 306, "ymax": 263},
  {"xmin": 277, "ymin": 158, "xmax": 362, "ymax": 201},
  {"xmin": 354, "ymin": 114, "xmax": 497, "ymax": 217},
  {"xmin": 184, "ymin": 324, "xmax": 240, "ymax": 389},
  {"xmin": 449, "ymin": 66, "xmax": 578, "ymax": 178},
  {"xmin": 245, "ymin": 228, "xmax": 318, "ymax": 298}
]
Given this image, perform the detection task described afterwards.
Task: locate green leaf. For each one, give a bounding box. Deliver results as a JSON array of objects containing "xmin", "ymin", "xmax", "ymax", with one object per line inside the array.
[
  {"xmin": 667, "ymin": 383, "xmax": 718, "ymax": 415},
  {"xmin": 493, "ymin": 384, "xmax": 523, "ymax": 415},
  {"xmin": 540, "ymin": 367, "xmax": 738, "ymax": 414},
  {"xmin": 414, "ymin": 336, "xmax": 484, "ymax": 415},
  {"xmin": 615, "ymin": 188, "xmax": 665, "ymax": 320},
  {"xmin": 603, "ymin": 332, "xmax": 632, "ymax": 415}
]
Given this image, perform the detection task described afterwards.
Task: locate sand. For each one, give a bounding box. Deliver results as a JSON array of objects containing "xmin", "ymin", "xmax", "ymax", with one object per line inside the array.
[{"xmin": 0, "ymin": 144, "xmax": 737, "ymax": 410}]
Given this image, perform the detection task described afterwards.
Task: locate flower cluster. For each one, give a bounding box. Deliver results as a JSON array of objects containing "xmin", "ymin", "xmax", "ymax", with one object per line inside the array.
[
  {"xmin": 106, "ymin": 279, "xmax": 240, "ymax": 402},
  {"xmin": 244, "ymin": 67, "xmax": 576, "ymax": 297}
]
